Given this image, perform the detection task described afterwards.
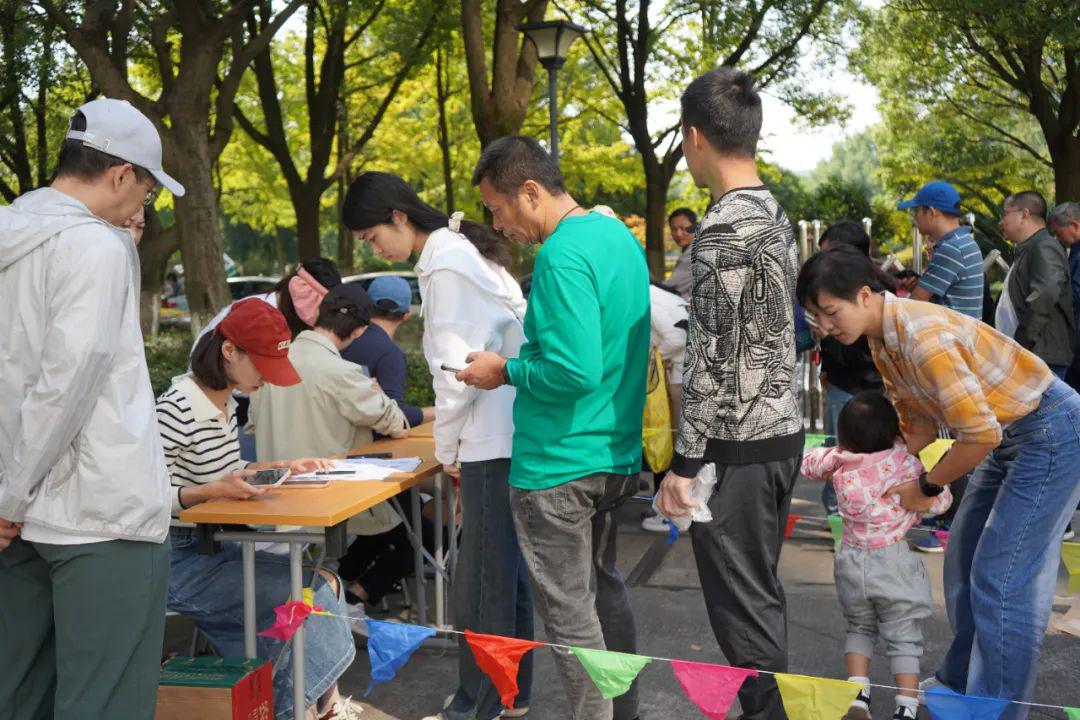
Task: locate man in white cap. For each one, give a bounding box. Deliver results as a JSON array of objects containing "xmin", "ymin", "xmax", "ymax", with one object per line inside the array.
[{"xmin": 0, "ymin": 98, "xmax": 184, "ymax": 718}]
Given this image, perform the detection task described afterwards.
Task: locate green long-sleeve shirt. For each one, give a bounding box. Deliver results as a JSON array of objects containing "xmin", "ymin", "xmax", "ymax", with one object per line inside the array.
[{"xmin": 505, "ymin": 211, "xmax": 651, "ymax": 490}]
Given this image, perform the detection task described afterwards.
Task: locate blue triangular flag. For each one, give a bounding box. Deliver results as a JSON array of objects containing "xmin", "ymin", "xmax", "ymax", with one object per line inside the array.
[
  {"xmin": 925, "ymin": 685, "xmax": 1010, "ymax": 720},
  {"xmin": 364, "ymin": 619, "xmax": 436, "ymax": 695}
]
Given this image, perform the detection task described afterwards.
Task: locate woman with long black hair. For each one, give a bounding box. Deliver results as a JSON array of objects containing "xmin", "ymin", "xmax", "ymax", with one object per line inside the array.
[
  {"xmin": 797, "ymin": 246, "xmax": 1080, "ymax": 720},
  {"xmin": 343, "ymin": 171, "xmax": 534, "ymax": 720}
]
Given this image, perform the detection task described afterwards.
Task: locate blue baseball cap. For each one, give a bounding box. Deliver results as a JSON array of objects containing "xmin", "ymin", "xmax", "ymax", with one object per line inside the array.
[
  {"xmin": 897, "ymin": 180, "xmax": 963, "ymax": 215},
  {"xmin": 367, "ymin": 275, "xmax": 412, "ymax": 313}
]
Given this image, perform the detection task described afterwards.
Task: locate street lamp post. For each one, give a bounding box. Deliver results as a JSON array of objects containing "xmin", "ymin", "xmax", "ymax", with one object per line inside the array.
[{"xmin": 516, "ymin": 19, "xmax": 587, "ymax": 164}]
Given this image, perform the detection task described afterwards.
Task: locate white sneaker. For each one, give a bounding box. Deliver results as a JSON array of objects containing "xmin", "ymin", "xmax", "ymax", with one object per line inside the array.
[
  {"xmin": 917, "ymin": 676, "xmax": 937, "ymax": 704},
  {"xmin": 641, "ymin": 514, "xmax": 671, "ymax": 533},
  {"xmin": 346, "ymin": 603, "xmax": 368, "ymax": 638}
]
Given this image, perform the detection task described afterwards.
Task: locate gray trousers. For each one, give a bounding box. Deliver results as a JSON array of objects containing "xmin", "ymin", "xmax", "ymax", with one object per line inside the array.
[
  {"xmin": 510, "ymin": 473, "xmax": 639, "ymax": 720},
  {"xmin": 834, "ymin": 541, "xmax": 932, "ymax": 676},
  {"xmin": 690, "ymin": 457, "xmax": 800, "ymax": 720},
  {"xmin": 0, "ymin": 536, "xmax": 170, "ymax": 720}
]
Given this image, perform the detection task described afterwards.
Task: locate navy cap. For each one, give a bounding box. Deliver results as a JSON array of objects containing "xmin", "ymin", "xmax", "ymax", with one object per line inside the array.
[
  {"xmin": 898, "ymin": 181, "xmax": 962, "ymax": 215},
  {"xmin": 367, "ymin": 275, "xmax": 412, "ymax": 313}
]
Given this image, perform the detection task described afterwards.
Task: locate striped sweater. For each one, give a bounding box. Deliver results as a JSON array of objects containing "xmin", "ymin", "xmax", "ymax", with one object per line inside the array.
[{"xmin": 156, "ymin": 374, "xmax": 245, "ymax": 523}]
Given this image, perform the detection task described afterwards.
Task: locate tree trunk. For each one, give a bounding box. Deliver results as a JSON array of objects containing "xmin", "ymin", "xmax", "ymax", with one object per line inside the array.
[
  {"xmin": 170, "ymin": 128, "xmax": 230, "ymax": 334},
  {"xmin": 644, "ymin": 171, "xmax": 669, "ymax": 281},
  {"xmin": 294, "ymin": 190, "xmax": 322, "ymax": 261},
  {"xmin": 436, "ymin": 48, "xmax": 455, "ymax": 213},
  {"xmin": 275, "ymin": 227, "xmax": 288, "ymax": 275},
  {"xmin": 1051, "ymin": 134, "xmax": 1080, "ymax": 202},
  {"xmin": 137, "ymin": 208, "xmax": 178, "ymax": 337}
]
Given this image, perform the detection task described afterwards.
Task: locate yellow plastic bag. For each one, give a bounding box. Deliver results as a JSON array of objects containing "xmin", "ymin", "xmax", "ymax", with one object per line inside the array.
[{"xmin": 642, "ymin": 347, "xmax": 674, "ymax": 473}]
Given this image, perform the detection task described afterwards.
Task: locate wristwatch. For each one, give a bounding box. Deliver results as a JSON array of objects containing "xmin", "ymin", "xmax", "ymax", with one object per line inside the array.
[{"xmin": 918, "ymin": 472, "xmax": 945, "ymax": 497}]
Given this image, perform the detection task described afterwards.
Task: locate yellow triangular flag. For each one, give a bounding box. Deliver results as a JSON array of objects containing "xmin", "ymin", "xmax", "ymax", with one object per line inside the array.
[
  {"xmin": 918, "ymin": 439, "xmax": 954, "ymax": 472},
  {"xmin": 1063, "ymin": 543, "xmax": 1080, "ymax": 594},
  {"xmin": 302, "ymin": 587, "xmax": 332, "ymax": 616},
  {"xmin": 776, "ymin": 673, "xmax": 861, "ymax": 720}
]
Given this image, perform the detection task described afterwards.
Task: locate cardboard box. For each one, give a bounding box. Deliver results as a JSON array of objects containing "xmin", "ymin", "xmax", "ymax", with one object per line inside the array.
[{"xmin": 156, "ymin": 657, "xmax": 273, "ymax": 720}]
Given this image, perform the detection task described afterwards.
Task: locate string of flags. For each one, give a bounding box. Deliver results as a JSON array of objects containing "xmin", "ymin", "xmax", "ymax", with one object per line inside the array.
[{"xmin": 258, "ymin": 603, "xmax": 1080, "ymax": 719}]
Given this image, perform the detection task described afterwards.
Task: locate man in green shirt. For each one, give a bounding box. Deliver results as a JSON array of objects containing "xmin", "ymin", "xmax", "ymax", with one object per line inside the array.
[{"xmin": 460, "ymin": 136, "xmax": 650, "ymax": 720}]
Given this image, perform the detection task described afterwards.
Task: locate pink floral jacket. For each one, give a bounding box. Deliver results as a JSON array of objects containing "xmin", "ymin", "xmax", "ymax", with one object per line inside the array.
[{"xmin": 801, "ymin": 440, "xmax": 952, "ymax": 549}]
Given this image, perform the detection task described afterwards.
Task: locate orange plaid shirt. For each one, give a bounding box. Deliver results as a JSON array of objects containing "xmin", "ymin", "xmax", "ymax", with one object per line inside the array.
[{"xmin": 868, "ymin": 293, "xmax": 1053, "ymax": 445}]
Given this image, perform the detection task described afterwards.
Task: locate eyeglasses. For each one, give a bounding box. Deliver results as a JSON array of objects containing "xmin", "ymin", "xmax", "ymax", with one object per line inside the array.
[{"xmin": 143, "ymin": 184, "xmax": 162, "ymax": 207}]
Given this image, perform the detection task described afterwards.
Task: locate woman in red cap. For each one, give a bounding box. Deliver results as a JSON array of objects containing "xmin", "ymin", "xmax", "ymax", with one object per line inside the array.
[{"xmin": 158, "ymin": 298, "xmax": 361, "ymax": 720}]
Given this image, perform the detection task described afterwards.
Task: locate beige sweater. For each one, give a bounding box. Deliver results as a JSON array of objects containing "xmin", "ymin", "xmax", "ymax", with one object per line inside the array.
[{"xmin": 249, "ymin": 330, "xmax": 407, "ymax": 534}]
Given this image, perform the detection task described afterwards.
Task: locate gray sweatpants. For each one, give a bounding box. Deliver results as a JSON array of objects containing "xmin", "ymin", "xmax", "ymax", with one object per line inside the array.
[
  {"xmin": 510, "ymin": 473, "xmax": 639, "ymax": 720},
  {"xmin": 834, "ymin": 541, "xmax": 933, "ymax": 676}
]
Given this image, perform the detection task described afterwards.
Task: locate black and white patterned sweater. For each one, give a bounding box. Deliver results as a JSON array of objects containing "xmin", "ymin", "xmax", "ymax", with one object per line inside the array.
[{"xmin": 672, "ymin": 186, "xmax": 804, "ymax": 476}]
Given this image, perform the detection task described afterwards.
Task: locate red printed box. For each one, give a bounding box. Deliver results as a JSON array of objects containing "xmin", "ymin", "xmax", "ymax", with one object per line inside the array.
[{"xmin": 156, "ymin": 656, "xmax": 273, "ymax": 720}]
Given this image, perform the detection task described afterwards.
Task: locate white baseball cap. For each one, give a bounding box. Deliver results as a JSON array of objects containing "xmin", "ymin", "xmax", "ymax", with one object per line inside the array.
[{"xmin": 65, "ymin": 98, "xmax": 185, "ymax": 197}]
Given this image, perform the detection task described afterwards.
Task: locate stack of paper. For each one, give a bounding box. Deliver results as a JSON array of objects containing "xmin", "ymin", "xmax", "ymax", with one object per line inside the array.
[
  {"xmin": 291, "ymin": 459, "xmax": 396, "ymax": 482},
  {"xmin": 349, "ymin": 457, "xmax": 423, "ymax": 473}
]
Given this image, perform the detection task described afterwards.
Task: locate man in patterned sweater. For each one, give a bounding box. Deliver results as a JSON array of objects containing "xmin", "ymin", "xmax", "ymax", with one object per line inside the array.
[{"xmin": 658, "ymin": 66, "xmax": 804, "ymax": 720}]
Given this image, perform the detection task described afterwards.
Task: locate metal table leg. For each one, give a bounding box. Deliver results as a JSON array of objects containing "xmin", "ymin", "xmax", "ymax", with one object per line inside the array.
[
  {"xmin": 290, "ymin": 543, "xmax": 305, "ymax": 720},
  {"xmin": 411, "ymin": 488, "xmax": 427, "ymax": 626},
  {"xmin": 242, "ymin": 541, "xmax": 257, "ymax": 659},
  {"xmin": 434, "ymin": 472, "xmax": 445, "ymax": 628}
]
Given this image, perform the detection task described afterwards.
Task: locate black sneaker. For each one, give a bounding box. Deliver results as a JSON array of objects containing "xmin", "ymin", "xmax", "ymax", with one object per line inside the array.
[
  {"xmin": 892, "ymin": 705, "xmax": 917, "ymax": 720},
  {"xmin": 843, "ymin": 689, "xmax": 872, "ymax": 720}
]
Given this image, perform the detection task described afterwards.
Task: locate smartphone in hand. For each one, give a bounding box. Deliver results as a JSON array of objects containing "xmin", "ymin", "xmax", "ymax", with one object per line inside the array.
[{"xmin": 249, "ymin": 468, "xmax": 290, "ymax": 486}]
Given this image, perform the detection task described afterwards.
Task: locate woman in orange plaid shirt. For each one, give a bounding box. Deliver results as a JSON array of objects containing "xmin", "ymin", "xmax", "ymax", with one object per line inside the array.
[{"xmin": 797, "ymin": 246, "xmax": 1080, "ymax": 720}]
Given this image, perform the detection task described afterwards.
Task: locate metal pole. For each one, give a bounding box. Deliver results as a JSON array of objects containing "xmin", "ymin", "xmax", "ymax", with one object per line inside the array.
[
  {"xmin": 798, "ymin": 220, "xmax": 809, "ymax": 262},
  {"xmin": 434, "ymin": 472, "xmax": 445, "ymax": 628},
  {"xmin": 242, "ymin": 542, "xmax": 257, "ymax": 659},
  {"xmin": 548, "ymin": 65, "xmax": 559, "ymax": 163},
  {"xmin": 811, "ymin": 219, "xmax": 822, "ymax": 254},
  {"xmin": 289, "ymin": 544, "xmax": 305, "ymax": 720},
  {"xmin": 412, "ymin": 488, "xmax": 427, "ymax": 626}
]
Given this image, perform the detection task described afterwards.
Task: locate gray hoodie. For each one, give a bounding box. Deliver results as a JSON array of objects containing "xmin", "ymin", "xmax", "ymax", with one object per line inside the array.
[{"xmin": 0, "ymin": 188, "xmax": 170, "ymax": 543}]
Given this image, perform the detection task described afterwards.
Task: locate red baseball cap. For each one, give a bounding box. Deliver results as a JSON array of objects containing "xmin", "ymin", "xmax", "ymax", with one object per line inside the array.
[{"xmin": 216, "ymin": 298, "xmax": 302, "ymax": 386}]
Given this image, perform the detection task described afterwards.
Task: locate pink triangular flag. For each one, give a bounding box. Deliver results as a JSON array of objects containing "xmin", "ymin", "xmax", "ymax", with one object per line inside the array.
[
  {"xmin": 671, "ymin": 660, "xmax": 758, "ymax": 719},
  {"xmin": 258, "ymin": 600, "xmax": 315, "ymax": 641},
  {"xmin": 935, "ymin": 529, "xmax": 950, "ymax": 551}
]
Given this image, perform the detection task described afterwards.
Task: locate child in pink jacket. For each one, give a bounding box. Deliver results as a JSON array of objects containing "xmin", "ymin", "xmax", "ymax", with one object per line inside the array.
[{"xmin": 802, "ymin": 391, "xmax": 951, "ymax": 720}]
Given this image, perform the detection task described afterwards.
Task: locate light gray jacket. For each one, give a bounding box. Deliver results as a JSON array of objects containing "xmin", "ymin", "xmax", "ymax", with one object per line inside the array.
[{"xmin": 0, "ymin": 188, "xmax": 171, "ymax": 542}]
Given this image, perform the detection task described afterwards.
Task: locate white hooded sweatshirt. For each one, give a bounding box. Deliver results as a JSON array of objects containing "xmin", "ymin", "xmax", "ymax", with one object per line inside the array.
[
  {"xmin": 415, "ymin": 228, "xmax": 527, "ymax": 466},
  {"xmin": 0, "ymin": 188, "xmax": 170, "ymax": 543}
]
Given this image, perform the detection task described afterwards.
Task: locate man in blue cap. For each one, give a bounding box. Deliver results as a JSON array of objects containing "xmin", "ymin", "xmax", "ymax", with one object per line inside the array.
[
  {"xmin": 342, "ymin": 275, "xmax": 433, "ymax": 429},
  {"xmin": 898, "ymin": 180, "xmax": 984, "ymax": 319}
]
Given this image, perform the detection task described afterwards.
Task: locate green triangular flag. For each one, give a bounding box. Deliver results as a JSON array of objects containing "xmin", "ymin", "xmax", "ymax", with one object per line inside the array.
[
  {"xmin": 1066, "ymin": 707, "xmax": 1080, "ymax": 720},
  {"xmin": 828, "ymin": 514, "xmax": 843, "ymax": 549},
  {"xmin": 776, "ymin": 673, "xmax": 861, "ymax": 720},
  {"xmin": 804, "ymin": 433, "xmax": 831, "ymax": 449},
  {"xmin": 570, "ymin": 646, "xmax": 651, "ymax": 699}
]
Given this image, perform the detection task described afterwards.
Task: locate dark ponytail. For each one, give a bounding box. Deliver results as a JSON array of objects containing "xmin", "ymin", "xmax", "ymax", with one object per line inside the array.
[
  {"xmin": 342, "ymin": 171, "xmax": 511, "ymax": 269},
  {"xmin": 796, "ymin": 245, "xmax": 898, "ymax": 308}
]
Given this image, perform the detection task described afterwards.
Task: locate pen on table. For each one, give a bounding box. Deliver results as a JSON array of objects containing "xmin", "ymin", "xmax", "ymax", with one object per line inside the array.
[{"xmin": 314, "ymin": 470, "xmax": 357, "ymax": 476}]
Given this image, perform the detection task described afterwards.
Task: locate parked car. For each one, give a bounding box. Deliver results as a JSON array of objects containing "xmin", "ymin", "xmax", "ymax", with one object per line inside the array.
[
  {"xmin": 342, "ymin": 270, "xmax": 422, "ymax": 313},
  {"xmin": 228, "ymin": 275, "xmax": 280, "ymax": 301}
]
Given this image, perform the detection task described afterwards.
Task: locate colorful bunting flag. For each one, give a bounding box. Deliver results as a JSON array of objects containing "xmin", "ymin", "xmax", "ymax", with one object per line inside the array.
[
  {"xmin": 919, "ymin": 438, "xmax": 955, "ymax": 471},
  {"xmin": 1062, "ymin": 543, "xmax": 1080, "ymax": 594},
  {"xmin": 464, "ymin": 630, "xmax": 543, "ymax": 708},
  {"xmin": 828, "ymin": 514, "xmax": 844, "ymax": 549},
  {"xmin": 776, "ymin": 673, "xmax": 861, "ymax": 720},
  {"xmin": 785, "ymin": 514, "xmax": 801, "ymax": 539},
  {"xmin": 258, "ymin": 601, "xmax": 314, "ymax": 642},
  {"xmin": 301, "ymin": 587, "xmax": 331, "ymax": 615},
  {"xmin": 570, "ymin": 647, "xmax": 651, "ymax": 699},
  {"xmin": 805, "ymin": 434, "xmax": 831, "ymax": 449},
  {"xmin": 364, "ymin": 619, "xmax": 436, "ymax": 695},
  {"xmin": 924, "ymin": 685, "xmax": 1009, "ymax": 719},
  {"xmin": 935, "ymin": 530, "xmax": 950, "ymax": 551},
  {"xmin": 1065, "ymin": 707, "xmax": 1080, "ymax": 720},
  {"xmin": 670, "ymin": 660, "xmax": 757, "ymax": 719}
]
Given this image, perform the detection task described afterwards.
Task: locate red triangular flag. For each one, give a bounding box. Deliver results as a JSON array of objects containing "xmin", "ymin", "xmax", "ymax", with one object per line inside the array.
[
  {"xmin": 671, "ymin": 660, "xmax": 758, "ymax": 720},
  {"xmin": 258, "ymin": 601, "xmax": 315, "ymax": 641},
  {"xmin": 785, "ymin": 514, "xmax": 801, "ymax": 538},
  {"xmin": 464, "ymin": 630, "xmax": 544, "ymax": 708}
]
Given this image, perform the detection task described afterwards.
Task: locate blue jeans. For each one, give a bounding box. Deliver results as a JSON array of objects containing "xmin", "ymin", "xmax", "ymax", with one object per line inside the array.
[
  {"xmin": 169, "ymin": 528, "xmax": 356, "ymax": 719},
  {"xmin": 821, "ymin": 385, "xmax": 852, "ymax": 514},
  {"xmin": 936, "ymin": 380, "xmax": 1080, "ymax": 719},
  {"xmin": 446, "ymin": 459, "xmax": 535, "ymax": 720}
]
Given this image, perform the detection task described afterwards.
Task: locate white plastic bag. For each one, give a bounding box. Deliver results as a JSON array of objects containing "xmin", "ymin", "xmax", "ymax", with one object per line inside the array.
[{"xmin": 653, "ymin": 463, "xmax": 717, "ymax": 531}]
